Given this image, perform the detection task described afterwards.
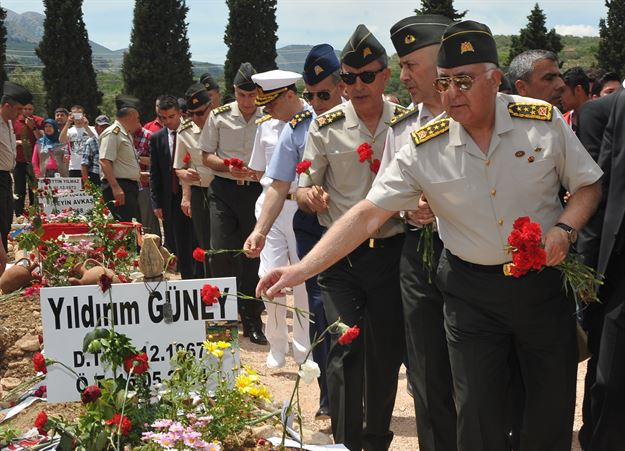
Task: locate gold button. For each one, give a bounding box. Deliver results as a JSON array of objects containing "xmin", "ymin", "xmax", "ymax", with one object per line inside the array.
[
  {"xmin": 491, "ymin": 188, "xmax": 496, "ymax": 196},
  {"xmin": 498, "ymin": 218, "xmax": 504, "ymax": 225},
  {"xmin": 485, "ymin": 159, "xmax": 491, "ymax": 166}
]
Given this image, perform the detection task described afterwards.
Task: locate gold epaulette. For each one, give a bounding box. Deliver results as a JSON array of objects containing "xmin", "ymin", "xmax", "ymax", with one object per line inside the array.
[
  {"xmin": 394, "ymin": 104, "xmax": 409, "ymax": 116},
  {"xmin": 179, "ymin": 119, "xmax": 193, "ymax": 132},
  {"xmin": 289, "ymin": 110, "xmax": 313, "ymax": 129},
  {"xmin": 255, "ymin": 114, "xmax": 272, "ymax": 124},
  {"xmin": 390, "ymin": 106, "xmax": 419, "ymax": 128},
  {"xmin": 214, "ymin": 104, "xmax": 231, "ymax": 115},
  {"xmin": 316, "ymin": 110, "xmax": 345, "ymax": 128},
  {"xmin": 112, "ymin": 126, "xmax": 120, "ymax": 135},
  {"xmin": 507, "ymin": 102, "xmax": 553, "ymax": 121},
  {"xmin": 410, "ymin": 118, "xmax": 450, "ymax": 146}
]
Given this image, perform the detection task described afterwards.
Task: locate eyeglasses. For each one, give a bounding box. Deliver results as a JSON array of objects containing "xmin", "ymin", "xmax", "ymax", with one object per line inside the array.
[
  {"xmin": 188, "ymin": 106, "xmax": 209, "ymax": 117},
  {"xmin": 340, "ymin": 67, "xmax": 386, "ymax": 85},
  {"xmin": 302, "ymin": 90, "xmax": 332, "ymax": 102},
  {"xmin": 433, "ymin": 69, "xmax": 495, "ymax": 93}
]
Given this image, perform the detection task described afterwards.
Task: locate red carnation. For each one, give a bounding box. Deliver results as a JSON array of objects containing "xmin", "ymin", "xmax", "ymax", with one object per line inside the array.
[
  {"xmin": 34, "ymin": 411, "xmax": 49, "ymax": 435},
  {"xmin": 295, "ymin": 160, "xmax": 312, "ymax": 175},
  {"xmin": 338, "ymin": 324, "xmax": 360, "ymax": 345},
  {"xmin": 106, "ymin": 413, "xmax": 132, "ymax": 436},
  {"xmin": 505, "ymin": 217, "xmax": 547, "ymax": 278},
  {"xmin": 115, "ymin": 248, "xmax": 128, "ymax": 259},
  {"xmin": 192, "ymin": 247, "xmax": 206, "ymax": 262},
  {"xmin": 223, "ymin": 158, "xmax": 231, "ymax": 166},
  {"xmin": 201, "ymin": 283, "xmax": 221, "ymax": 306},
  {"xmin": 183, "ymin": 152, "xmax": 191, "ymax": 164},
  {"xmin": 33, "ymin": 352, "xmax": 47, "ymax": 374},
  {"xmin": 99, "ymin": 274, "xmax": 113, "ymax": 293},
  {"xmin": 370, "ymin": 159, "xmax": 381, "ymax": 174},
  {"xmin": 123, "ymin": 352, "xmax": 149, "ymax": 374},
  {"xmin": 24, "ymin": 283, "xmax": 43, "ymax": 298},
  {"xmin": 356, "ymin": 142, "xmax": 373, "ymax": 162},
  {"xmin": 225, "ymin": 157, "xmax": 244, "ymax": 169},
  {"xmin": 34, "ymin": 385, "xmax": 47, "ymax": 398},
  {"xmin": 81, "ymin": 385, "xmax": 102, "ymax": 404}
]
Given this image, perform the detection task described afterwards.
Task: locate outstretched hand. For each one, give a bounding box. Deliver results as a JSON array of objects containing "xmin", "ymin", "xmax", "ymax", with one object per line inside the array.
[{"xmin": 256, "ymin": 265, "xmax": 306, "ymax": 299}]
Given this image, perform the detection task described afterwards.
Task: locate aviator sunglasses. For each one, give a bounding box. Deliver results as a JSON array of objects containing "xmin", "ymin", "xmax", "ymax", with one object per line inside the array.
[
  {"xmin": 433, "ymin": 69, "xmax": 495, "ymax": 93},
  {"xmin": 340, "ymin": 67, "xmax": 386, "ymax": 85},
  {"xmin": 302, "ymin": 90, "xmax": 332, "ymax": 101}
]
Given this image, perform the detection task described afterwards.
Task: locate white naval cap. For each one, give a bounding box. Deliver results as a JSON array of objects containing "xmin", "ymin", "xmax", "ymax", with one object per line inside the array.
[{"xmin": 252, "ymin": 70, "xmax": 302, "ymax": 106}]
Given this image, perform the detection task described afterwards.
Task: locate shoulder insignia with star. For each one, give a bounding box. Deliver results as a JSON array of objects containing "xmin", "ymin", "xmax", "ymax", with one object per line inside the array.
[
  {"xmin": 289, "ymin": 110, "xmax": 313, "ymax": 129},
  {"xmin": 507, "ymin": 102, "xmax": 553, "ymax": 121},
  {"xmin": 393, "ymin": 105, "xmax": 410, "ymax": 116},
  {"xmin": 255, "ymin": 114, "xmax": 272, "ymax": 124},
  {"xmin": 179, "ymin": 119, "xmax": 193, "ymax": 132},
  {"xmin": 316, "ymin": 109, "xmax": 345, "ymax": 128},
  {"xmin": 112, "ymin": 126, "xmax": 120, "ymax": 135},
  {"xmin": 390, "ymin": 106, "xmax": 419, "ymax": 128},
  {"xmin": 214, "ymin": 104, "xmax": 231, "ymax": 116},
  {"xmin": 410, "ymin": 118, "xmax": 450, "ymax": 146}
]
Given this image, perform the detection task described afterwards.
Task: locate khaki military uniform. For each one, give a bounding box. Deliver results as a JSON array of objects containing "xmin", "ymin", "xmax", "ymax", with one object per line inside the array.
[
  {"xmin": 199, "ymin": 101, "xmax": 265, "ymax": 331},
  {"xmin": 0, "ymin": 119, "xmax": 16, "ymax": 249},
  {"xmin": 368, "ymin": 93, "xmax": 603, "ymax": 451},
  {"xmin": 299, "ymin": 98, "xmax": 408, "ymax": 450},
  {"xmin": 99, "ymin": 120, "xmax": 140, "ymax": 222}
]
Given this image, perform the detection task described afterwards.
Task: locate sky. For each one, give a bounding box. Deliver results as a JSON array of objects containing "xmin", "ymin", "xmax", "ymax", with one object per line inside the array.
[{"xmin": 2, "ymin": 0, "xmax": 608, "ymax": 65}]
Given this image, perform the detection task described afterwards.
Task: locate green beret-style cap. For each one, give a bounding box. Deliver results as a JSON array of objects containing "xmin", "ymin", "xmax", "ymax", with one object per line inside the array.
[
  {"xmin": 341, "ymin": 24, "xmax": 387, "ymax": 68},
  {"xmin": 437, "ymin": 20, "xmax": 499, "ymax": 68},
  {"xmin": 390, "ymin": 15, "xmax": 452, "ymax": 57}
]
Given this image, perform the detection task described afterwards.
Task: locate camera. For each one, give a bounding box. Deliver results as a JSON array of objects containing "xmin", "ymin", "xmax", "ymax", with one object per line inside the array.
[{"xmin": 73, "ymin": 112, "xmax": 83, "ymax": 120}]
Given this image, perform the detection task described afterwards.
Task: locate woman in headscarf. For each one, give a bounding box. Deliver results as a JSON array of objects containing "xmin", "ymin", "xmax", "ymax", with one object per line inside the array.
[{"xmin": 32, "ymin": 118, "xmax": 69, "ymax": 177}]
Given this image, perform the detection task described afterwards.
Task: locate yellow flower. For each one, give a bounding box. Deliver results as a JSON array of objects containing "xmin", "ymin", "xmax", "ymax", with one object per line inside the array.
[
  {"xmin": 211, "ymin": 349, "xmax": 224, "ymax": 359},
  {"xmin": 203, "ymin": 340, "xmax": 217, "ymax": 353},
  {"xmin": 217, "ymin": 341, "xmax": 231, "ymax": 349}
]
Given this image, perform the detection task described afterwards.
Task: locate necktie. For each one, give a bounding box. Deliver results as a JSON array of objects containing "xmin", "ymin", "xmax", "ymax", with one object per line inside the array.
[{"xmin": 171, "ymin": 131, "xmax": 179, "ymax": 194}]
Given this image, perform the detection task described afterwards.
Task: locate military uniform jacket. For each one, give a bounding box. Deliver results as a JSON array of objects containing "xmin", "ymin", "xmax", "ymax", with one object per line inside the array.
[
  {"xmin": 0, "ymin": 119, "xmax": 16, "ymax": 171},
  {"xmin": 98, "ymin": 120, "xmax": 140, "ymax": 182},
  {"xmin": 198, "ymin": 101, "xmax": 264, "ymax": 181},
  {"xmin": 299, "ymin": 99, "xmax": 406, "ymax": 238},
  {"xmin": 367, "ymin": 93, "xmax": 603, "ymax": 265},
  {"xmin": 248, "ymin": 116, "xmax": 286, "ymax": 189},
  {"xmin": 173, "ymin": 119, "xmax": 213, "ymax": 187}
]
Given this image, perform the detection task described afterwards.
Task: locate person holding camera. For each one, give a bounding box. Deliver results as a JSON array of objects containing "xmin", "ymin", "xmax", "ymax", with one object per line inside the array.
[
  {"xmin": 60, "ymin": 104, "xmax": 95, "ymax": 178},
  {"xmin": 13, "ymin": 102, "xmax": 44, "ymax": 215}
]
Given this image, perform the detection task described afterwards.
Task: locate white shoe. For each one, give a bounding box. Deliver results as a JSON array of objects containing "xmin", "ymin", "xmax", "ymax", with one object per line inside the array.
[{"xmin": 266, "ymin": 351, "xmax": 286, "ymax": 369}]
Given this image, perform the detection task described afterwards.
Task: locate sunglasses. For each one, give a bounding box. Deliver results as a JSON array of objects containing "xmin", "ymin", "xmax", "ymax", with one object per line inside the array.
[
  {"xmin": 302, "ymin": 90, "xmax": 332, "ymax": 102},
  {"xmin": 188, "ymin": 105, "xmax": 209, "ymax": 117},
  {"xmin": 433, "ymin": 69, "xmax": 495, "ymax": 93},
  {"xmin": 340, "ymin": 67, "xmax": 386, "ymax": 85}
]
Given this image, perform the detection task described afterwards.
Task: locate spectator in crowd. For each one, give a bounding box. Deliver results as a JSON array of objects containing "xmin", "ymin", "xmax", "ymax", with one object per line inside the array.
[
  {"xmin": 177, "ymin": 98, "xmax": 188, "ymax": 120},
  {"xmin": 561, "ymin": 66, "xmax": 591, "ymax": 131},
  {"xmin": 12, "ymin": 101, "xmax": 44, "ymax": 215},
  {"xmin": 54, "ymin": 107, "xmax": 69, "ymax": 128},
  {"xmin": 32, "ymin": 118, "xmax": 67, "ymax": 178},
  {"xmin": 134, "ymin": 124, "xmax": 161, "ymax": 238},
  {"xmin": 591, "ymin": 71, "xmax": 622, "ymax": 98},
  {"xmin": 143, "ymin": 98, "xmax": 163, "ymax": 133},
  {"xmin": 81, "ymin": 114, "xmax": 110, "ymax": 186},
  {"xmin": 60, "ymin": 105, "xmax": 96, "ymax": 178},
  {"xmin": 508, "ymin": 49, "xmax": 565, "ymax": 108}
]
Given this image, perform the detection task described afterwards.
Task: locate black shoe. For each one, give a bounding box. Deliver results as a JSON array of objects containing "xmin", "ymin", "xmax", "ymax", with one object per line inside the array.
[
  {"xmin": 249, "ymin": 329, "xmax": 268, "ymax": 345},
  {"xmin": 315, "ymin": 406, "xmax": 330, "ymax": 420}
]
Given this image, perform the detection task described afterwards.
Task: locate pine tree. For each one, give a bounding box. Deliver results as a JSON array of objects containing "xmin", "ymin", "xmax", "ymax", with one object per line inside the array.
[
  {"xmin": 35, "ymin": 0, "xmax": 102, "ymax": 119},
  {"xmin": 0, "ymin": 6, "xmax": 7, "ymax": 96},
  {"xmin": 507, "ymin": 3, "xmax": 563, "ymax": 65},
  {"xmin": 223, "ymin": 0, "xmax": 278, "ymax": 95},
  {"xmin": 122, "ymin": 0, "xmax": 193, "ymax": 122},
  {"xmin": 597, "ymin": 0, "xmax": 625, "ymax": 78},
  {"xmin": 414, "ymin": 0, "xmax": 466, "ymax": 20}
]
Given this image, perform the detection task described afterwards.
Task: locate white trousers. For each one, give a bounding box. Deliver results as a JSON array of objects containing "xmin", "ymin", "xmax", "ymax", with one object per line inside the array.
[{"xmin": 255, "ymin": 192, "xmax": 310, "ymax": 363}]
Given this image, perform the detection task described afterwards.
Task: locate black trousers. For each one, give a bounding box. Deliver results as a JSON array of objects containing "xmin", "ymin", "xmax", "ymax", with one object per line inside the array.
[
  {"xmin": 400, "ymin": 228, "xmax": 456, "ymax": 451},
  {"xmin": 293, "ymin": 209, "xmax": 329, "ymax": 410},
  {"xmin": 438, "ymin": 250, "xmax": 577, "ymax": 451},
  {"xmin": 13, "ymin": 161, "xmax": 34, "ymax": 216},
  {"xmin": 0, "ymin": 172, "xmax": 14, "ymax": 250},
  {"xmin": 209, "ymin": 177, "xmax": 263, "ymax": 324},
  {"xmin": 588, "ymin": 253, "xmax": 625, "ymax": 451},
  {"xmin": 191, "ymin": 185, "xmax": 212, "ymax": 278},
  {"xmin": 317, "ymin": 234, "xmax": 405, "ymax": 451},
  {"xmin": 162, "ymin": 190, "xmax": 199, "ymax": 280},
  {"xmin": 102, "ymin": 178, "xmax": 140, "ymax": 223}
]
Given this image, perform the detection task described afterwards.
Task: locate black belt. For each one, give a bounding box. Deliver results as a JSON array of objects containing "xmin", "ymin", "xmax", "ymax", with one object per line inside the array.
[
  {"xmin": 0, "ymin": 170, "xmax": 10, "ymax": 176},
  {"xmin": 358, "ymin": 233, "xmax": 404, "ymax": 250},
  {"xmin": 446, "ymin": 250, "xmax": 506, "ymax": 274}
]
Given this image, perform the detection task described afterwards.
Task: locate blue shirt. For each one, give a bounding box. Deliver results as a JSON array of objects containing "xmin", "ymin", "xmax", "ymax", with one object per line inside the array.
[{"xmin": 266, "ymin": 104, "xmax": 315, "ymax": 183}]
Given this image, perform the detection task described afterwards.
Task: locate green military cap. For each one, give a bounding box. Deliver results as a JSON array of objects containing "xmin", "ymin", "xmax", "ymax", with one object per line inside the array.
[
  {"xmin": 115, "ymin": 94, "xmax": 140, "ymax": 113},
  {"xmin": 233, "ymin": 62, "xmax": 257, "ymax": 91},
  {"xmin": 390, "ymin": 15, "xmax": 452, "ymax": 57},
  {"xmin": 341, "ymin": 24, "xmax": 387, "ymax": 68},
  {"xmin": 199, "ymin": 73, "xmax": 219, "ymax": 91},
  {"xmin": 3, "ymin": 81, "xmax": 33, "ymax": 105},
  {"xmin": 185, "ymin": 83, "xmax": 211, "ymax": 108},
  {"xmin": 437, "ymin": 20, "xmax": 499, "ymax": 68}
]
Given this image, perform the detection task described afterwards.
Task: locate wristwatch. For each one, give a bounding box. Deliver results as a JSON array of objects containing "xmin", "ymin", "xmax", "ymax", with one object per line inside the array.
[{"xmin": 555, "ymin": 222, "xmax": 578, "ymax": 244}]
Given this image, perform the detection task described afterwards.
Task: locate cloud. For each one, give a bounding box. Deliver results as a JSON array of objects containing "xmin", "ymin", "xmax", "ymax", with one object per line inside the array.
[{"xmin": 555, "ymin": 24, "xmax": 599, "ymax": 36}]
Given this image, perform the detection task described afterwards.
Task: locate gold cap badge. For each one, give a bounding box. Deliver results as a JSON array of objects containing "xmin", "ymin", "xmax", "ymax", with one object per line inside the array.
[
  {"xmin": 363, "ymin": 47, "xmax": 372, "ymax": 58},
  {"xmin": 314, "ymin": 65, "xmax": 324, "ymax": 75},
  {"xmin": 460, "ymin": 41, "xmax": 475, "ymax": 54},
  {"xmin": 404, "ymin": 34, "xmax": 416, "ymax": 44},
  {"xmin": 192, "ymin": 98, "xmax": 199, "ymax": 104}
]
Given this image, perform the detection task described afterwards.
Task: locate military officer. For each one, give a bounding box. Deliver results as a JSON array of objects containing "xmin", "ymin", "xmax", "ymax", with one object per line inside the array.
[
  {"xmin": 258, "ymin": 20, "xmax": 602, "ymax": 451},
  {"xmin": 200, "ymin": 62, "xmax": 267, "ymax": 345},
  {"xmin": 173, "ymin": 84, "xmax": 214, "ymax": 277},
  {"xmin": 288, "ymin": 25, "xmax": 407, "ymax": 450},
  {"xmin": 99, "ymin": 95, "xmax": 142, "ymax": 222},
  {"xmin": 243, "ymin": 44, "xmax": 343, "ymax": 420},
  {"xmin": 200, "ymin": 73, "xmax": 222, "ymax": 111},
  {"xmin": 383, "ymin": 15, "xmax": 457, "ymax": 451}
]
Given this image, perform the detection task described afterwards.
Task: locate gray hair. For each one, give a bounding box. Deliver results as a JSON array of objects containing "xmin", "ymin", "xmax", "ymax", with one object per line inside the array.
[
  {"xmin": 328, "ymin": 69, "xmax": 342, "ymax": 85},
  {"xmin": 508, "ymin": 49, "xmax": 559, "ymax": 83}
]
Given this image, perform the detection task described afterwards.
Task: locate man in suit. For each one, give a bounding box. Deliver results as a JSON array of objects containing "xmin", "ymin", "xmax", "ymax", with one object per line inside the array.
[
  {"xmin": 582, "ymin": 88, "xmax": 625, "ymax": 451},
  {"xmin": 149, "ymin": 94, "xmax": 197, "ymax": 279}
]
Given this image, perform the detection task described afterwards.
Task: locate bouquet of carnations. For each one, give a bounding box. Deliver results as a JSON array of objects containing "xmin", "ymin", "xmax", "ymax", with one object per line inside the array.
[{"xmin": 504, "ymin": 216, "xmax": 603, "ymax": 303}]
